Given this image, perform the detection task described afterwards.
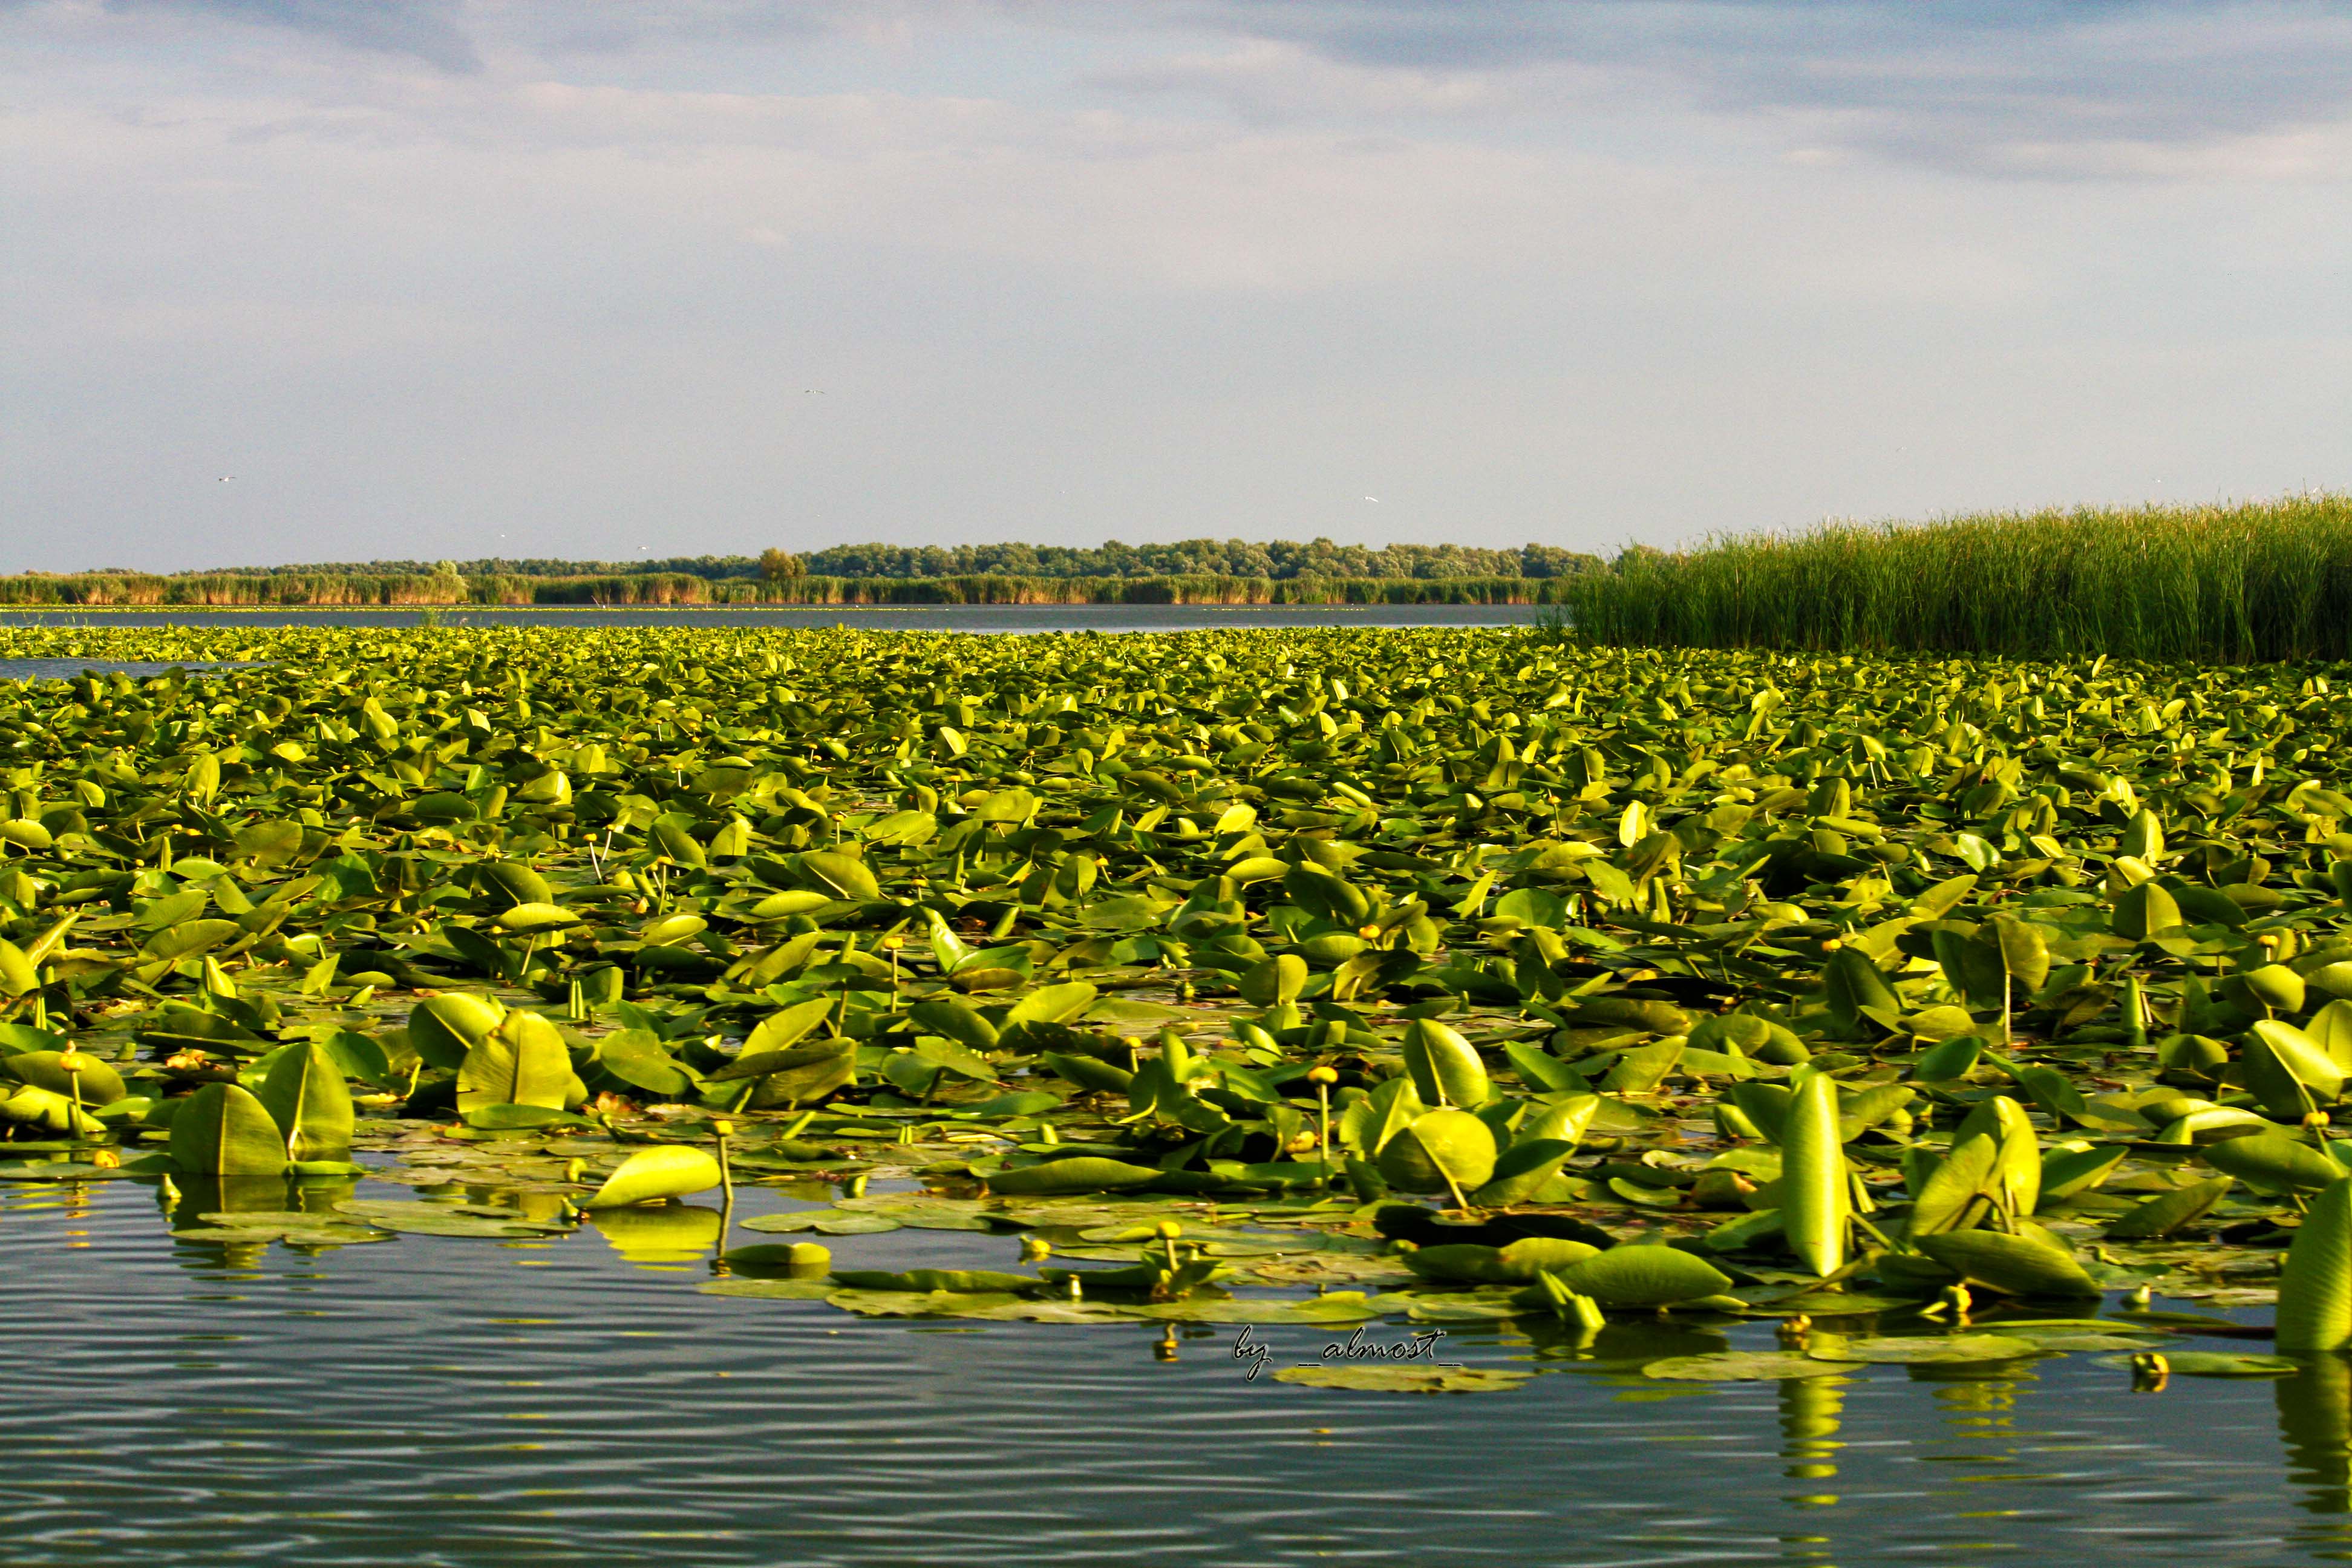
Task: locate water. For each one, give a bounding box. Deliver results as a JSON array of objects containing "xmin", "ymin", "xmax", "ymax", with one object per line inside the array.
[
  {"xmin": 5, "ymin": 1172, "xmax": 2346, "ymax": 1567},
  {"xmin": 0, "ymin": 604, "xmax": 1544, "ymax": 633}
]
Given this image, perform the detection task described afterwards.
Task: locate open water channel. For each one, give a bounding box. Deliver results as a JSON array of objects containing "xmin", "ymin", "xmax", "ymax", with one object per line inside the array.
[{"xmin": 3, "ymin": 1162, "xmax": 2347, "ymax": 1568}]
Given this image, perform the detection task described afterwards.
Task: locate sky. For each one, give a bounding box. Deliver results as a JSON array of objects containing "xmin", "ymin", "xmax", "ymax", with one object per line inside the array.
[{"xmin": 4, "ymin": 1, "xmax": 2351, "ymax": 573}]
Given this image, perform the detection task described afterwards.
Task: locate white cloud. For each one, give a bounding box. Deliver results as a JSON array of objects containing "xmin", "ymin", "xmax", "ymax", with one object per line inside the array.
[{"xmin": 0, "ymin": 0, "xmax": 2348, "ymax": 571}]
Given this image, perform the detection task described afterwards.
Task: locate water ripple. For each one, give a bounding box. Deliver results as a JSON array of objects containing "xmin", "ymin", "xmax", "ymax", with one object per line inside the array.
[{"xmin": 0, "ymin": 1177, "xmax": 2341, "ymax": 1566}]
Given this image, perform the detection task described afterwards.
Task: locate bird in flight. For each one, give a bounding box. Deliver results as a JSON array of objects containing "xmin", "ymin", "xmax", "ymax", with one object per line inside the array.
[
  {"xmin": 218, "ymin": 475, "xmax": 234, "ymax": 482},
  {"xmin": 1364, "ymin": 495, "xmax": 1379, "ymax": 503}
]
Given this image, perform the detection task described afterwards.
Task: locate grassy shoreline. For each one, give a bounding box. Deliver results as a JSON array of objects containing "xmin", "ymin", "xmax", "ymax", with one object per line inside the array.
[{"xmin": 0, "ymin": 571, "xmax": 1573, "ymax": 609}]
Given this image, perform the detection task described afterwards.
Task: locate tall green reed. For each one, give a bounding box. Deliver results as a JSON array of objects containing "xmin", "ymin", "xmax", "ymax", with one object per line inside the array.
[{"xmin": 1560, "ymin": 496, "xmax": 2352, "ymax": 660}]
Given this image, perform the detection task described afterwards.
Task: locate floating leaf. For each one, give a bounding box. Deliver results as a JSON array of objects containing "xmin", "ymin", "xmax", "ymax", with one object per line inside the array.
[
  {"xmin": 1645, "ymin": 1352, "xmax": 1862, "ymax": 1382},
  {"xmin": 1808, "ymin": 1333, "xmax": 2042, "ymax": 1365},
  {"xmin": 1275, "ymin": 1365, "xmax": 1530, "ymax": 1394}
]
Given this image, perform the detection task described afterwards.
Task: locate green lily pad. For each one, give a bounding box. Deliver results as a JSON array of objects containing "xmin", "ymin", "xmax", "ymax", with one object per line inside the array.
[
  {"xmin": 1808, "ymin": 1333, "xmax": 2043, "ymax": 1364},
  {"xmin": 697, "ymin": 1277, "xmax": 842, "ymax": 1301},
  {"xmin": 1273, "ymin": 1365, "xmax": 1532, "ymax": 1394},
  {"xmin": 334, "ymin": 1200, "xmax": 570, "ymax": 1238},
  {"xmin": 2101, "ymin": 1351, "xmax": 2301, "ymax": 1377},
  {"xmin": 1645, "ymin": 1352, "xmax": 1865, "ymax": 1382},
  {"xmin": 826, "ymin": 1289, "xmax": 1027, "ymax": 1318},
  {"xmin": 1134, "ymin": 1293, "xmax": 1393, "ymax": 1325},
  {"xmin": 740, "ymin": 1209, "xmax": 903, "ymax": 1235}
]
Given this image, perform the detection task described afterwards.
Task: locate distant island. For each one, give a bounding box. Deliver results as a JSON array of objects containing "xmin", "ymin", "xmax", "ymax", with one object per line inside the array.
[{"xmin": 0, "ymin": 538, "xmax": 1602, "ymax": 607}]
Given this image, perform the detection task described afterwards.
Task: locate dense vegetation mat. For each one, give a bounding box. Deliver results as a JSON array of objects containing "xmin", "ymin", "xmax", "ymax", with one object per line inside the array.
[{"xmin": 5, "ymin": 624, "xmax": 2352, "ymax": 1371}]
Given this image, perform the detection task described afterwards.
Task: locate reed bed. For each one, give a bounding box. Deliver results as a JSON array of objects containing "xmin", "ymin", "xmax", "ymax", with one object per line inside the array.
[{"xmin": 1560, "ymin": 497, "xmax": 2352, "ymax": 661}]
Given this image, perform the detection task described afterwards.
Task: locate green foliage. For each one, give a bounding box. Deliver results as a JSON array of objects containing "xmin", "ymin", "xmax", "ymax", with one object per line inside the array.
[
  {"xmin": 1562, "ymin": 495, "xmax": 2352, "ymax": 659},
  {"xmin": 4, "ymin": 618, "xmax": 2351, "ymax": 1356}
]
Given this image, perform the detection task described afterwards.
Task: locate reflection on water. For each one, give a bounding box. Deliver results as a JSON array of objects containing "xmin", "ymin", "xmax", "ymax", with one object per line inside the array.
[
  {"xmin": 2281, "ymin": 1353, "xmax": 2352, "ymax": 1514},
  {"xmin": 587, "ymin": 1203, "xmax": 724, "ymax": 1266},
  {"xmin": 1780, "ymin": 1374, "xmax": 1843, "ymax": 1497},
  {"xmin": 4, "ymin": 1172, "xmax": 2352, "ymax": 1567}
]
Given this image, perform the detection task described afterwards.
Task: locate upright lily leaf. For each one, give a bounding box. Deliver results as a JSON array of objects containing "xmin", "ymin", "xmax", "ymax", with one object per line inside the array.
[
  {"xmin": 457, "ymin": 1010, "xmax": 572, "ymax": 1112},
  {"xmin": 256, "ymin": 1042, "xmax": 354, "ymax": 1161},
  {"xmin": 583, "ymin": 1145, "xmax": 722, "ymax": 1209},
  {"xmin": 2278, "ymin": 1175, "xmax": 2352, "ymax": 1351},
  {"xmin": 1781, "ymin": 1071, "xmax": 1847, "ymax": 1276},
  {"xmin": 169, "ymin": 1082, "xmax": 289, "ymax": 1177}
]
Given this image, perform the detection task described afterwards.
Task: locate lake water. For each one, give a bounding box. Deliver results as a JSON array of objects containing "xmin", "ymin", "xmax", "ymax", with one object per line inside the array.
[
  {"xmin": 0, "ymin": 604, "xmax": 1544, "ymax": 633},
  {"xmin": 5, "ymin": 1168, "xmax": 2343, "ymax": 1568}
]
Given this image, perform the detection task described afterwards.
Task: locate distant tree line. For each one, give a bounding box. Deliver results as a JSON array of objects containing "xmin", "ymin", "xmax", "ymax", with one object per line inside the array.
[{"xmin": 148, "ymin": 538, "xmax": 1602, "ymax": 583}]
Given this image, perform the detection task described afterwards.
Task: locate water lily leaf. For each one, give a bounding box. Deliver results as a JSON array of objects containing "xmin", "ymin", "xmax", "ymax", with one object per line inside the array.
[
  {"xmin": 801, "ymin": 851, "xmax": 882, "ymax": 901},
  {"xmin": 593, "ymin": 1029, "xmax": 698, "ymax": 1096},
  {"xmin": 457, "ymin": 1010, "xmax": 572, "ymax": 1113},
  {"xmin": 2099, "ymin": 1351, "xmax": 2299, "ymax": 1377},
  {"xmin": 1275, "ymin": 1365, "xmax": 1530, "ymax": 1394},
  {"xmin": 1781, "ymin": 1070, "xmax": 1847, "ymax": 1278},
  {"xmin": 698, "ymin": 1278, "xmax": 841, "ymax": 1301},
  {"xmin": 255, "ymin": 1042, "xmax": 353, "ymax": 1162},
  {"xmin": 2202, "ymin": 1131, "xmax": 2346, "ymax": 1193},
  {"xmin": 180, "ymin": 1211, "xmax": 390, "ymax": 1246},
  {"xmin": 1915, "ymin": 1229, "xmax": 2099, "ymax": 1298},
  {"xmin": 1558, "ymin": 1244, "xmax": 1734, "ymax": 1307},
  {"xmin": 477, "ymin": 860, "xmax": 553, "ymax": 907},
  {"xmin": 494, "ymin": 902, "xmax": 582, "ymax": 933},
  {"xmin": 2105, "ymin": 1176, "xmax": 2233, "ymax": 1240},
  {"xmin": 1376, "ymin": 1108, "xmax": 1496, "ymax": 1195},
  {"xmin": 741, "ymin": 1209, "xmax": 902, "ymax": 1235},
  {"xmin": 408, "ymin": 993, "xmax": 505, "ymax": 1071},
  {"xmin": 143, "ymin": 918, "xmax": 244, "ymax": 961},
  {"xmin": 334, "ymin": 1200, "xmax": 568, "ymax": 1238},
  {"xmin": 1402, "ymin": 1018, "xmax": 1489, "ymax": 1108},
  {"xmin": 460, "ymin": 1103, "xmax": 588, "ymax": 1131},
  {"xmin": 0, "ymin": 1157, "xmax": 136, "ymax": 1180},
  {"xmin": 826, "ymin": 1289, "xmax": 1028, "ymax": 1318},
  {"xmin": 2, "ymin": 1050, "xmax": 127, "ymax": 1106},
  {"xmin": 1808, "ymin": 1332, "xmax": 2042, "ymax": 1364},
  {"xmin": 986, "ymin": 1157, "xmax": 1164, "ymax": 1197},
  {"xmin": 2278, "ymin": 1174, "xmax": 2352, "ymax": 1351},
  {"xmin": 582, "ymin": 1144, "xmax": 722, "ymax": 1207},
  {"xmin": 1645, "ymin": 1352, "xmax": 1862, "ymax": 1382},
  {"xmin": 1004, "ymin": 981, "xmax": 1098, "ymax": 1027},
  {"xmin": 168, "ymin": 1082, "xmax": 288, "ymax": 1177},
  {"xmin": 1137, "ymin": 1293, "xmax": 1391, "ymax": 1325},
  {"xmin": 2001, "ymin": 1331, "xmax": 2165, "ymax": 1351}
]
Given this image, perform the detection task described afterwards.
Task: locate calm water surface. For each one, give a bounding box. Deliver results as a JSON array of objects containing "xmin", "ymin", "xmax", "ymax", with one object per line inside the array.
[{"xmin": 4, "ymin": 1170, "xmax": 2348, "ymax": 1568}]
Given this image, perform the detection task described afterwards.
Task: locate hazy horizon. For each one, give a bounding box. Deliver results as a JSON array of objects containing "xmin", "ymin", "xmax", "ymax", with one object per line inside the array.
[{"xmin": 6, "ymin": 1, "xmax": 2350, "ymax": 573}]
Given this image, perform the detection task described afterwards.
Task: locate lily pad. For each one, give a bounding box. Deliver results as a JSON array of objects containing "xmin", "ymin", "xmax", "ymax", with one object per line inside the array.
[
  {"xmin": 1645, "ymin": 1352, "xmax": 1865, "ymax": 1382},
  {"xmin": 1134, "ymin": 1293, "xmax": 1393, "ymax": 1325},
  {"xmin": 1273, "ymin": 1365, "xmax": 1532, "ymax": 1394},
  {"xmin": 740, "ymin": 1209, "xmax": 903, "ymax": 1235},
  {"xmin": 334, "ymin": 1200, "xmax": 570, "ymax": 1238},
  {"xmin": 697, "ymin": 1277, "xmax": 843, "ymax": 1301},
  {"xmin": 2115, "ymin": 1351, "xmax": 2301, "ymax": 1377},
  {"xmin": 1808, "ymin": 1333, "xmax": 2043, "ymax": 1365}
]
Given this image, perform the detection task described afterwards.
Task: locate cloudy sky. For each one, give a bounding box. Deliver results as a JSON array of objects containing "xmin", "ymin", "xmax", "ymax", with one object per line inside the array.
[{"xmin": 4, "ymin": 1, "xmax": 2350, "ymax": 572}]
